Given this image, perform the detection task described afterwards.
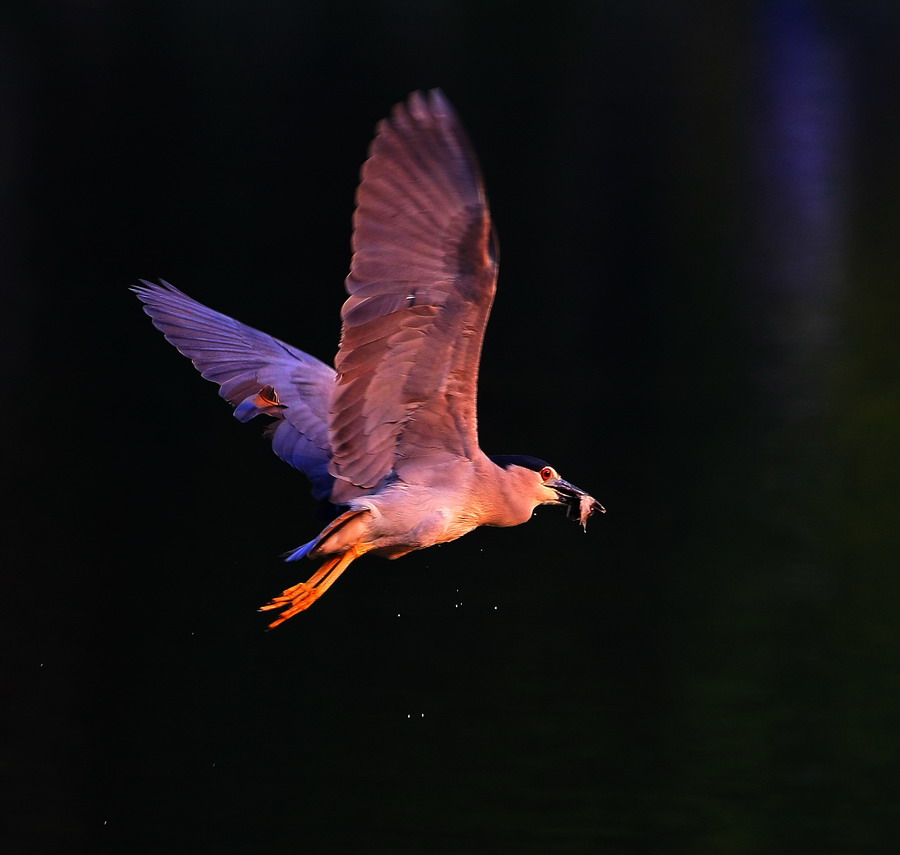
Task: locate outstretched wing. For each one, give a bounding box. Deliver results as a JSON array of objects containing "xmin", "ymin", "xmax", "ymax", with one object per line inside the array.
[
  {"xmin": 133, "ymin": 280, "xmax": 336, "ymax": 501},
  {"xmin": 329, "ymin": 89, "xmax": 498, "ymax": 503}
]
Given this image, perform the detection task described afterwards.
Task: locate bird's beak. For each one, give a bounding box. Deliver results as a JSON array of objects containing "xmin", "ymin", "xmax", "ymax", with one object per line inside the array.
[{"xmin": 546, "ymin": 478, "xmax": 606, "ymax": 530}]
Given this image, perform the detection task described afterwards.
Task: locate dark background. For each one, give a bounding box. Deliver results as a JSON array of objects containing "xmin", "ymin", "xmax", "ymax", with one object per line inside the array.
[{"xmin": 4, "ymin": 1, "xmax": 900, "ymax": 852}]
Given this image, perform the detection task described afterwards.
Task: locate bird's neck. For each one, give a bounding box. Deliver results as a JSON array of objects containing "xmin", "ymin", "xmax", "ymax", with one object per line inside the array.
[{"xmin": 477, "ymin": 458, "xmax": 539, "ymax": 528}]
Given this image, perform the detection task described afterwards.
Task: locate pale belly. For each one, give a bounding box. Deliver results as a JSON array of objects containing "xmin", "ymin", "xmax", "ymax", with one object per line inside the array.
[{"xmin": 363, "ymin": 494, "xmax": 481, "ymax": 558}]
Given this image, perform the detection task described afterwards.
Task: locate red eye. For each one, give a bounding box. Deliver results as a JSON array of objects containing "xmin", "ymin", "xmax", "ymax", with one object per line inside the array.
[{"xmin": 540, "ymin": 467, "xmax": 554, "ymax": 481}]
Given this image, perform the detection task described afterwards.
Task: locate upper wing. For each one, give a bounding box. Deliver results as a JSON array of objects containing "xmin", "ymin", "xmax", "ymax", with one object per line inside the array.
[
  {"xmin": 133, "ymin": 280, "xmax": 336, "ymax": 501},
  {"xmin": 329, "ymin": 90, "xmax": 498, "ymax": 503}
]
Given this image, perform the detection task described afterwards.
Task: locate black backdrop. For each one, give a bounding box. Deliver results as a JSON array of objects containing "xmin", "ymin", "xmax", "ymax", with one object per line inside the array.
[{"xmin": 5, "ymin": 2, "xmax": 900, "ymax": 853}]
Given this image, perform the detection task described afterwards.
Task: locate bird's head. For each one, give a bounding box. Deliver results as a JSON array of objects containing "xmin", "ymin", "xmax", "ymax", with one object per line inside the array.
[{"xmin": 489, "ymin": 455, "xmax": 606, "ymax": 530}]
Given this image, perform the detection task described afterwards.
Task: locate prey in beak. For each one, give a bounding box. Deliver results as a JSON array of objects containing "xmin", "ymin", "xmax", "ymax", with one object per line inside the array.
[{"xmin": 546, "ymin": 477, "xmax": 606, "ymax": 530}]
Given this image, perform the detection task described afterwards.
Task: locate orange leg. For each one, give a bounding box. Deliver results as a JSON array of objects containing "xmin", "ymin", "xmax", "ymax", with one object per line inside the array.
[{"xmin": 260, "ymin": 544, "xmax": 367, "ymax": 629}]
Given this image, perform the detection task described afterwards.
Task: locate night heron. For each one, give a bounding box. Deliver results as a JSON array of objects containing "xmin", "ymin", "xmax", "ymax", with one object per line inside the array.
[{"xmin": 134, "ymin": 89, "xmax": 604, "ymax": 628}]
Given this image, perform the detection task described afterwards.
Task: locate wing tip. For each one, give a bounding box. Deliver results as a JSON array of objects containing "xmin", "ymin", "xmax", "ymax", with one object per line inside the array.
[
  {"xmin": 371, "ymin": 88, "xmax": 480, "ymax": 192},
  {"xmin": 131, "ymin": 278, "xmax": 181, "ymax": 301},
  {"xmin": 399, "ymin": 87, "xmax": 458, "ymax": 128},
  {"xmin": 425, "ymin": 87, "xmax": 452, "ymax": 114}
]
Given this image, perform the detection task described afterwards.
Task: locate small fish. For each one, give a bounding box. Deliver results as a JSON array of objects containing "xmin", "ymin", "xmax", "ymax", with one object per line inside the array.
[{"xmin": 567, "ymin": 492, "xmax": 606, "ymax": 530}]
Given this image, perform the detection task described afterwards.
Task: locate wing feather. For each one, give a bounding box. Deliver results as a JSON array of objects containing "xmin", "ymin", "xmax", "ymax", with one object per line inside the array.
[
  {"xmin": 133, "ymin": 280, "xmax": 336, "ymax": 501},
  {"xmin": 328, "ymin": 90, "xmax": 498, "ymax": 503}
]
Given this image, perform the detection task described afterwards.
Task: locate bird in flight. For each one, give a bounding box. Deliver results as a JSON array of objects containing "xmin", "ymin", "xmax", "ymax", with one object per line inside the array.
[{"xmin": 134, "ymin": 90, "xmax": 604, "ymax": 628}]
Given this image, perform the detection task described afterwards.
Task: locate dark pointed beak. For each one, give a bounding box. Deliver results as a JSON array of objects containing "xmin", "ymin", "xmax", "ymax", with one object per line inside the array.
[{"xmin": 547, "ymin": 478, "xmax": 606, "ymax": 530}]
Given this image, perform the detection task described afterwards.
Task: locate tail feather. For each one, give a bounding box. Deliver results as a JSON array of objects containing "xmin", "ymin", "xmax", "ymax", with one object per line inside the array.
[{"xmin": 282, "ymin": 538, "xmax": 319, "ymax": 563}]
